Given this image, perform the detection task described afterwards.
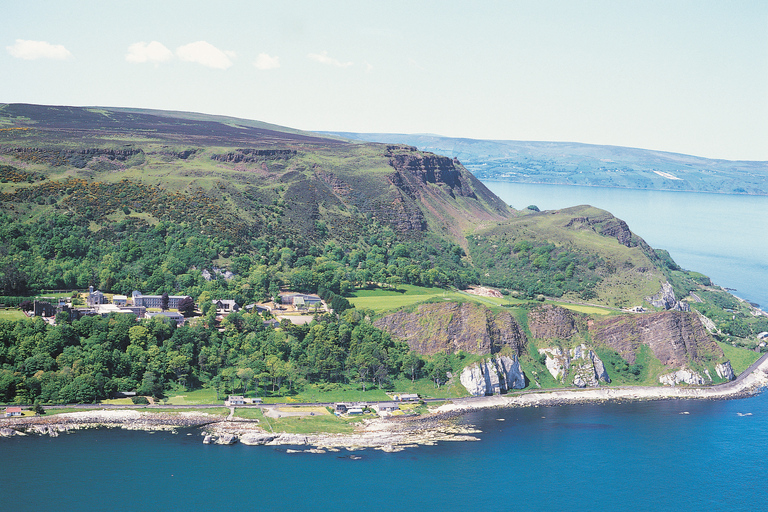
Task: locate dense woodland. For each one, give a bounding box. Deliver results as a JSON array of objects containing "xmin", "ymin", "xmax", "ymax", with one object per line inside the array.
[{"xmin": 0, "ymin": 305, "xmax": 460, "ymax": 404}]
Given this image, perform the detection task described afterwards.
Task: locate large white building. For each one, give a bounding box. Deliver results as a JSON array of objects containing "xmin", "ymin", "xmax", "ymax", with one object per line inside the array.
[{"xmin": 131, "ymin": 291, "xmax": 187, "ymax": 309}]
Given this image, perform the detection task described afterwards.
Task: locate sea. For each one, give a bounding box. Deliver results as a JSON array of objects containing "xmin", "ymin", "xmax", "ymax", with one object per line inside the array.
[
  {"xmin": 2, "ymin": 183, "xmax": 768, "ymax": 511},
  {"xmin": 2, "ymin": 394, "xmax": 766, "ymax": 511}
]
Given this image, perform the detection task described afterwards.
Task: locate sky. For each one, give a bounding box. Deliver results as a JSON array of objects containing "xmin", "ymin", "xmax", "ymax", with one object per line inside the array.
[{"xmin": 2, "ymin": 0, "xmax": 767, "ymax": 161}]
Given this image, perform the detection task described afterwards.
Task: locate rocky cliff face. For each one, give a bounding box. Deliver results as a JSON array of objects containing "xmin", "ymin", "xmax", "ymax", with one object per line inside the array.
[
  {"xmin": 716, "ymin": 361, "xmax": 735, "ymax": 381},
  {"xmin": 459, "ymin": 355, "xmax": 526, "ymax": 396},
  {"xmin": 373, "ymin": 302, "xmax": 527, "ymax": 356},
  {"xmin": 658, "ymin": 368, "xmax": 706, "ymax": 386},
  {"xmin": 381, "ymin": 146, "xmax": 512, "ymax": 239},
  {"xmin": 538, "ymin": 344, "xmax": 611, "ymax": 387},
  {"xmin": 527, "ymin": 304, "xmax": 583, "ymax": 340},
  {"xmin": 646, "ymin": 281, "xmax": 690, "ymax": 311},
  {"xmin": 590, "ymin": 310, "xmax": 721, "ymax": 366}
]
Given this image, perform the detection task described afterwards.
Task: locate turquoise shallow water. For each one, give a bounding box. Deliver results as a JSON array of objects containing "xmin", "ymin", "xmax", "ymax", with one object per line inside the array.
[
  {"xmin": 483, "ymin": 181, "xmax": 768, "ymax": 308},
  {"xmin": 2, "ymin": 392, "xmax": 767, "ymax": 511}
]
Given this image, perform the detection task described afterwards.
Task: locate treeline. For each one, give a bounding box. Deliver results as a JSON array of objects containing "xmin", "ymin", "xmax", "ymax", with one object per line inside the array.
[
  {"xmin": 0, "ymin": 308, "xmax": 451, "ymax": 404},
  {"xmin": 0, "ymin": 210, "xmax": 476, "ymax": 303}
]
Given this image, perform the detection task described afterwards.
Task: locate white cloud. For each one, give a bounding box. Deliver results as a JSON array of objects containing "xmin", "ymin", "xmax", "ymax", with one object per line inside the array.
[
  {"xmin": 126, "ymin": 41, "xmax": 173, "ymax": 64},
  {"xmin": 308, "ymin": 50, "xmax": 352, "ymax": 68},
  {"xmin": 6, "ymin": 39, "xmax": 72, "ymax": 60},
  {"xmin": 254, "ymin": 53, "xmax": 280, "ymax": 70},
  {"xmin": 176, "ymin": 41, "xmax": 234, "ymax": 69}
]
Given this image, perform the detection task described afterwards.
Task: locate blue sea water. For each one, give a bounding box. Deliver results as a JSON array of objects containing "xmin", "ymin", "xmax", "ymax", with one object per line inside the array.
[
  {"xmin": 2, "ymin": 392, "xmax": 767, "ymax": 511},
  {"xmin": 483, "ymin": 181, "xmax": 768, "ymax": 308}
]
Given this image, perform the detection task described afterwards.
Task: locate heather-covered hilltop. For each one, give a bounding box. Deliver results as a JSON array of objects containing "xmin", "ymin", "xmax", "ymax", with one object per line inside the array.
[{"xmin": 0, "ymin": 104, "xmax": 765, "ymax": 408}]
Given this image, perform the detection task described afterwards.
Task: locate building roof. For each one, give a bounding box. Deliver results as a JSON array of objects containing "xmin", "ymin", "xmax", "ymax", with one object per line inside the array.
[{"xmin": 6, "ymin": 406, "xmax": 22, "ymax": 413}]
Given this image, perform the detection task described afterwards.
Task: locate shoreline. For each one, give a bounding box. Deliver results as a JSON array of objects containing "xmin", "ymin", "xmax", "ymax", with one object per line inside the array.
[{"xmin": 3, "ymin": 353, "xmax": 768, "ymax": 450}]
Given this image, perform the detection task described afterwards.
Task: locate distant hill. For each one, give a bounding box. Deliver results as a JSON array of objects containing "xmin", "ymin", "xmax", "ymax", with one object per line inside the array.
[
  {"xmin": 323, "ymin": 132, "xmax": 768, "ymax": 196},
  {"xmin": 0, "ymin": 103, "xmax": 735, "ymax": 310}
]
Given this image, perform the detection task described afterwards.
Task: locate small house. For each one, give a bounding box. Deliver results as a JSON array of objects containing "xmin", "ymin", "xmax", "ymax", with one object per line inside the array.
[
  {"xmin": 5, "ymin": 406, "xmax": 22, "ymax": 417},
  {"xmin": 113, "ymin": 295, "xmax": 128, "ymax": 306},
  {"xmin": 347, "ymin": 408, "xmax": 364, "ymax": 415},
  {"xmin": 378, "ymin": 402, "xmax": 400, "ymax": 413},
  {"xmin": 213, "ymin": 299, "xmax": 240, "ymax": 312},
  {"xmin": 225, "ymin": 395, "xmax": 245, "ymax": 406},
  {"xmin": 393, "ymin": 393, "xmax": 419, "ymax": 402}
]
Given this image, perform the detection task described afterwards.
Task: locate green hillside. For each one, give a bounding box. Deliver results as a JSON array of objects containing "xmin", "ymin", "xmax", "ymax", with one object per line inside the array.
[{"xmin": 1, "ymin": 104, "xmax": 765, "ymax": 406}]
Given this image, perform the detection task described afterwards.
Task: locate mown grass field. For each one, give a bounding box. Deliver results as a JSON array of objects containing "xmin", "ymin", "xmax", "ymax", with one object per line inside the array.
[
  {"xmin": 349, "ymin": 284, "xmax": 527, "ymax": 314},
  {"xmin": 0, "ymin": 309, "xmax": 26, "ymax": 320},
  {"xmin": 164, "ymin": 388, "xmax": 223, "ymax": 405},
  {"xmin": 551, "ymin": 302, "xmax": 616, "ymax": 315}
]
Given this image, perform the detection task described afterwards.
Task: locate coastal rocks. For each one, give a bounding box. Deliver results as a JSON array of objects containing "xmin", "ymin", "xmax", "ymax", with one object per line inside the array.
[
  {"xmin": 215, "ymin": 433, "xmax": 237, "ymax": 445},
  {"xmin": 716, "ymin": 361, "xmax": 736, "ymax": 381},
  {"xmin": 646, "ymin": 282, "xmax": 690, "ymax": 312},
  {"xmin": 659, "ymin": 367, "xmax": 706, "ymax": 386},
  {"xmin": 459, "ymin": 355, "xmax": 526, "ymax": 396},
  {"xmin": 538, "ymin": 344, "xmax": 610, "ymax": 387},
  {"xmin": 0, "ymin": 427, "xmax": 20, "ymax": 437},
  {"xmin": 239, "ymin": 433, "xmax": 309, "ymax": 446}
]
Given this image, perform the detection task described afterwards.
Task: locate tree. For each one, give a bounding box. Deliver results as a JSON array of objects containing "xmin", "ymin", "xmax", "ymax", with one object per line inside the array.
[
  {"xmin": 237, "ymin": 368, "xmax": 255, "ymax": 395},
  {"xmin": 269, "ymin": 281, "xmax": 281, "ymax": 304},
  {"xmin": 426, "ymin": 353, "xmax": 451, "ymax": 388},
  {"xmin": 161, "ymin": 292, "xmax": 169, "ymax": 311},
  {"xmin": 177, "ymin": 296, "xmax": 195, "ymax": 317}
]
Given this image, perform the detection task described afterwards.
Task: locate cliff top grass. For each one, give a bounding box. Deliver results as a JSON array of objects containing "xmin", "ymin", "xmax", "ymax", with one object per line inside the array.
[{"xmin": 349, "ymin": 284, "xmax": 528, "ymax": 315}]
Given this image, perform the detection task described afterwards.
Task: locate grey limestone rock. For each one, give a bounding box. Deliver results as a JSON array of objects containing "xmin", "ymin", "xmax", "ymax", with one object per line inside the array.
[
  {"xmin": 646, "ymin": 282, "xmax": 690, "ymax": 312},
  {"xmin": 539, "ymin": 344, "xmax": 610, "ymax": 387},
  {"xmin": 215, "ymin": 433, "xmax": 238, "ymax": 445},
  {"xmin": 460, "ymin": 355, "xmax": 526, "ymax": 396},
  {"xmin": 716, "ymin": 361, "xmax": 736, "ymax": 381},
  {"xmin": 659, "ymin": 367, "xmax": 706, "ymax": 386}
]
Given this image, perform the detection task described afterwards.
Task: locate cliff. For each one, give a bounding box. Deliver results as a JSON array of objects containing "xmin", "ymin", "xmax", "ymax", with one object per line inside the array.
[
  {"xmin": 460, "ymin": 355, "xmax": 526, "ymax": 396},
  {"xmin": 373, "ymin": 302, "xmax": 527, "ymax": 356},
  {"xmin": 589, "ymin": 310, "xmax": 722, "ymax": 366}
]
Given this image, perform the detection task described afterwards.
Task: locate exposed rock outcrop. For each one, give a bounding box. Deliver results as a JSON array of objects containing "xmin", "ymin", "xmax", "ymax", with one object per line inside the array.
[
  {"xmin": 590, "ymin": 310, "xmax": 720, "ymax": 367},
  {"xmin": 211, "ymin": 148, "xmax": 296, "ymax": 163},
  {"xmin": 527, "ymin": 305, "xmax": 582, "ymax": 340},
  {"xmin": 459, "ymin": 355, "xmax": 526, "ymax": 396},
  {"xmin": 538, "ymin": 344, "xmax": 611, "ymax": 387},
  {"xmin": 716, "ymin": 361, "xmax": 736, "ymax": 381},
  {"xmin": 646, "ymin": 281, "xmax": 690, "ymax": 311},
  {"xmin": 659, "ymin": 367, "xmax": 706, "ymax": 386},
  {"xmin": 374, "ymin": 302, "xmax": 527, "ymax": 356}
]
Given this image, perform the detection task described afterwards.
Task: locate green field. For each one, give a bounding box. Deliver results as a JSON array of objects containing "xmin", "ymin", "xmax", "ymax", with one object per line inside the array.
[
  {"xmin": 164, "ymin": 388, "xmax": 224, "ymax": 405},
  {"xmin": 349, "ymin": 284, "xmax": 526, "ymax": 314},
  {"xmin": 719, "ymin": 342, "xmax": 762, "ymax": 375},
  {"xmin": 0, "ymin": 309, "xmax": 26, "ymax": 320},
  {"xmin": 235, "ymin": 406, "xmax": 368, "ymax": 434},
  {"xmin": 553, "ymin": 302, "xmax": 616, "ymax": 315}
]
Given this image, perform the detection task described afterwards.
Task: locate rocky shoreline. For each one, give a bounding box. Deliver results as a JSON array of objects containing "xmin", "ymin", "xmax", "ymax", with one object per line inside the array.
[{"xmin": 3, "ymin": 354, "xmax": 767, "ymax": 451}]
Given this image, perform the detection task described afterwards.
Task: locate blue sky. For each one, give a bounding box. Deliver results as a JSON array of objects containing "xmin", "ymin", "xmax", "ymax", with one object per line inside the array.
[{"xmin": 2, "ymin": 0, "xmax": 767, "ymax": 161}]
